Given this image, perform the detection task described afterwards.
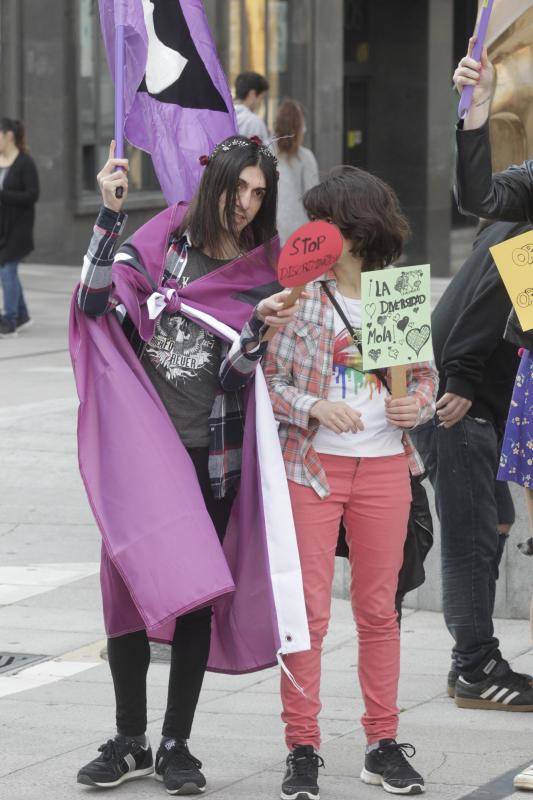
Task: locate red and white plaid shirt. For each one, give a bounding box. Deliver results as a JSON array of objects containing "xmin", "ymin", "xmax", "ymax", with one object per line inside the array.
[{"xmin": 264, "ymin": 277, "xmax": 438, "ymax": 498}]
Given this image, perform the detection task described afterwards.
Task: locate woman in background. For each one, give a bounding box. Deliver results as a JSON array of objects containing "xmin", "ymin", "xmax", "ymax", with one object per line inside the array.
[
  {"xmin": 0, "ymin": 118, "xmax": 39, "ymax": 336},
  {"xmin": 273, "ymin": 99, "xmax": 319, "ymax": 244}
]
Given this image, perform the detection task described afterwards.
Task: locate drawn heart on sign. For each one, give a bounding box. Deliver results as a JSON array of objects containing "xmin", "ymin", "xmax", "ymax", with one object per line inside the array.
[
  {"xmin": 365, "ymin": 303, "xmax": 376, "ymax": 318},
  {"xmin": 366, "ymin": 323, "xmax": 372, "ymax": 329},
  {"xmin": 368, "ymin": 348, "xmax": 381, "ymax": 362},
  {"xmin": 393, "ymin": 313, "xmax": 400, "ymax": 322},
  {"xmin": 413, "ymin": 307, "xmax": 420, "ymax": 314},
  {"xmin": 377, "ymin": 314, "xmax": 387, "ymax": 325},
  {"xmin": 406, "ymin": 324, "xmax": 431, "ymax": 356},
  {"xmin": 396, "ymin": 316, "xmax": 409, "ymax": 332}
]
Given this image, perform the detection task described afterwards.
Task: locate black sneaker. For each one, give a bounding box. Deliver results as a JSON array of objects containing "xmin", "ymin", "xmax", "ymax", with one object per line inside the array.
[
  {"xmin": 455, "ymin": 658, "xmax": 533, "ymax": 711},
  {"xmin": 0, "ymin": 318, "xmax": 17, "ymax": 337},
  {"xmin": 361, "ymin": 740, "xmax": 425, "ymax": 795},
  {"xmin": 77, "ymin": 735, "xmax": 154, "ymax": 788},
  {"xmin": 16, "ymin": 312, "xmax": 32, "ymax": 331},
  {"xmin": 281, "ymin": 745, "xmax": 324, "ymax": 800},
  {"xmin": 155, "ymin": 738, "xmax": 206, "ymax": 795}
]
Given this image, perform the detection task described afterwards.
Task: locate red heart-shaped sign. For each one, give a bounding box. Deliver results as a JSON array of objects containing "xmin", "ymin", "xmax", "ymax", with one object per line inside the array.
[{"xmin": 277, "ymin": 221, "xmax": 343, "ymax": 288}]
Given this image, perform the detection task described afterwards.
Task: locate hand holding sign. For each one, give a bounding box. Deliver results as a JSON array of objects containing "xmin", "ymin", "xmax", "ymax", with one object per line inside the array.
[
  {"xmin": 361, "ymin": 264, "xmax": 433, "ymax": 397},
  {"xmin": 263, "ymin": 220, "xmax": 343, "ymax": 342}
]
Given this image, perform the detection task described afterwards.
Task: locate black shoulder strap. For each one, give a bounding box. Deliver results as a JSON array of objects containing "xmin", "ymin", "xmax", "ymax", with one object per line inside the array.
[
  {"xmin": 321, "ymin": 281, "xmax": 390, "ymax": 392},
  {"xmin": 321, "ymin": 282, "xmax": 362, "ymax": 351}
]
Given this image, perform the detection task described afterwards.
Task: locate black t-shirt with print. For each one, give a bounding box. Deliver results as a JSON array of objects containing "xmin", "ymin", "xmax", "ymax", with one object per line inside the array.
[{"xmin": 141, "ymin": 246, "xmax": 228, "ymax": 448}]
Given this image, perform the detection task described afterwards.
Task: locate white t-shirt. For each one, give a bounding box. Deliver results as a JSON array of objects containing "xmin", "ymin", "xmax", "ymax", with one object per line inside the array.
[{"xmin": 313, "ymin": 295, "xmax": 404, "ymax": 458}]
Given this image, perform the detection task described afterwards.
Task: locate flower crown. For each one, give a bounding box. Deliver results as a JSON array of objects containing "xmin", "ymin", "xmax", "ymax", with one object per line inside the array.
[{"xmin": 199, "ymin": 135, "xmax": 278, "ymax": 167}]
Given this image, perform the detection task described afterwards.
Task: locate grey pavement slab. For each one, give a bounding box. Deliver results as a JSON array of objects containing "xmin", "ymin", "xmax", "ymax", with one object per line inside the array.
[{"xmin": 1, "ymin": 264, "xmax": 533, "ymax": 800}]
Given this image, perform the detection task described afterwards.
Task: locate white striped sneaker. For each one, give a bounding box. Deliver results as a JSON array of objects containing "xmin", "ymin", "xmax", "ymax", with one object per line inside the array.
[
  {"xmin": 514, "ymin": 763, "xmax": 533, "ymax": 790},
  {"xmin": 455, "ymin": 659, "xmax": 533, "ymax": 711}
]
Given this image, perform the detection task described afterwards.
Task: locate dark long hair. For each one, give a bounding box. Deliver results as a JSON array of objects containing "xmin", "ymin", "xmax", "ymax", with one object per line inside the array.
[
  {"xmin": 0, "ymin": 118, "xmax": 28, "ymax": 153},
  {"xmin": 274, "ymin": 99, "xmax": 304, "ymax": 158},
  {"xmin": 303, "ymin": 166, "xmax": 410, "ymax": 270},
  {"xmin": 176, "ymin": 136, "xmax": 278, "ymax": 255}
]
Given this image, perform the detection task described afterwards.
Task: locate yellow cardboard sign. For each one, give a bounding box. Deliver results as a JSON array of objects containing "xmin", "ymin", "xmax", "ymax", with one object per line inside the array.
[{"xmin": 490, "ymin": 230, "xmax": 533, "ymax": 332}]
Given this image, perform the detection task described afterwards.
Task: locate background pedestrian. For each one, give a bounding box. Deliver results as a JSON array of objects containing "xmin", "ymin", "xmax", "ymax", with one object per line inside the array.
[
  {"xmin": 233, "ymin": 71, "xmax": 270, "ymax": 142},
  {"xmin": 273, "ymin": 98, "xmax": 319, "ymax": 244},
  {"xmin": 0, "ymin": 117, "xmax": 39, "ymax": 337}
]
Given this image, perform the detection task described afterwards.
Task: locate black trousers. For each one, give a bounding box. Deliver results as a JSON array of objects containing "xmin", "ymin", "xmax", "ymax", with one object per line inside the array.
[
  {"xmin": 107, "ymin": 448, "xmax": 234, "ymax": 739},
  {"xmin": 412, "ymin": 417, "xmax": 514, "ymax": 675}
]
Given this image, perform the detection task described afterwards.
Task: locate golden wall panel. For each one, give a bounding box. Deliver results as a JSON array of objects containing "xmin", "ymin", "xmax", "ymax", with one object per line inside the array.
[{"xmin": 486, "ymin": 2, "xmax": 533, "ymax": 170}]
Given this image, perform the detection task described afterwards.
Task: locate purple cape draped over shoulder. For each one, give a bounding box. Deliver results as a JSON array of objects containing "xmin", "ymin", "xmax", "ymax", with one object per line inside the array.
[{"xmin": 69, "ymin": 203, "xmax": 299, "ymax": 673}]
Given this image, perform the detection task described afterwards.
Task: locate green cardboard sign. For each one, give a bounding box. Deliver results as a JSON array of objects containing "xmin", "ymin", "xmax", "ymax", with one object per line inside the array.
[{"xmin": 361, "ymin": 264, "xmax": 433, "ymax": 371}]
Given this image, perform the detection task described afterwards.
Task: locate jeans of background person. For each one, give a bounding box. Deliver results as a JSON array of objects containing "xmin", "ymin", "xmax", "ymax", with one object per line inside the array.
[
  {"xmin": 0, "ymin": 261, "xmax": 28, "ymax": 326},
  {"xmin": 106, "ymin": 447, "xmax": 234, "ymax": 739},
  {"xmin": 412, "ymin": 417, "xmax": 514, "ymax": 676}
]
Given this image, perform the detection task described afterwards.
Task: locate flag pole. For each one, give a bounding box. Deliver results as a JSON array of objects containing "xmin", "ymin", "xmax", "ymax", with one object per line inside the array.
[{"xmin": 114, "ymin": 23, "xmax": 125, "ymax": 197}]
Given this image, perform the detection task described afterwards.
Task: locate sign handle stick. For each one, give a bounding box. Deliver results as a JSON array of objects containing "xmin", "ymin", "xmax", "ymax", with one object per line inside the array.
[
  {"xmin": 262, "ymin": 285, "xmax": 305, "ymax": 343},
  {"xmin": 391, "ymin": 365, "xmax": 407, "ymax": 398},
  {"xmin": 458, "ymin": 0, "xmax": 494, "ymax": 119},
  {"xmin": 114, "ymin": 24, "xmax": 125, "ymax": 198}
]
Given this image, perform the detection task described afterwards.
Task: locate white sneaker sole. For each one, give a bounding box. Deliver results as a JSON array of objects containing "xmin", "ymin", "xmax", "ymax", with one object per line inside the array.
[
  {"xmin": 514, "ymin": 773, "xmax": 533, "ymax": 790},
  {"xmin": 280, "ymin": 789, "xmax": 320, "ymax": 800},
  {"xmin": 154, "ymin": 772, "xmax": 206, "ymax": 794},
  {"xmin": 77, "ymin": 765, "xmax": 154, "ymax": 787},
  {"xmin": 361, "ymin": 767, "xmax": 425, "ymax": 795}
]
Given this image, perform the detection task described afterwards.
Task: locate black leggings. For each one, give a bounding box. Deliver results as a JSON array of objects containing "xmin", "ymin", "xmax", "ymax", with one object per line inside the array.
[{"xmin": 107, "ymin": 448, "xmax": 234, "ymax": 739}]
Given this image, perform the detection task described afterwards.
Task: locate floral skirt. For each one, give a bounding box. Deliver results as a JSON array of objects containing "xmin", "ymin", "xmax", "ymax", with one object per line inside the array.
[{"xmin": 498, "ymin": 350, "xmax": 533, "ymax": 488}]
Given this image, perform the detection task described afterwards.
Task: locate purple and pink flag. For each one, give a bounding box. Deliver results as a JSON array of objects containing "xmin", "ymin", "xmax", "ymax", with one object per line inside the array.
[{"xmin": 98, "ymin": 0, "xmax": 237, "ymax": 203}]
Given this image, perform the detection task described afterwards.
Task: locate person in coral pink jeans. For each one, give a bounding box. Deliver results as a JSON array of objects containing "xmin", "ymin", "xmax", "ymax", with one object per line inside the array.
[{"xmin": 264, "ymin": 166, "xmax": 438, "ymax": 800}]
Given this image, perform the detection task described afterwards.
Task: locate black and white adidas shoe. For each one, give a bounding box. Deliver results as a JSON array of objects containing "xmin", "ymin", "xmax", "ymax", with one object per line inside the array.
[
  {"xmin": 77, "ymin": 735, "xmax": 154, "ymax": 788},
  {"xmin": 155, "ymin": 738, "xmax": 206, "ymax": 795},
  {"xmin": 455, "ymin": 658, "xmax": 533, "ymax": 711},
  {"xmin": 361, "ymin": 740, "xmax": 425, "ymax": 795}
]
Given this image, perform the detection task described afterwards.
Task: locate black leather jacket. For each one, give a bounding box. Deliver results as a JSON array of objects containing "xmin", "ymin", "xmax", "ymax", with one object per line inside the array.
[{"xmin": 455, "ymin": 120, "xmax": 533, "ymax": 349}]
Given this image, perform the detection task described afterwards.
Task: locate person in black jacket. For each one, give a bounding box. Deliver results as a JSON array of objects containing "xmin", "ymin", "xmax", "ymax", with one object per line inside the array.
[
  {"xmin": 411, "ymin": 220, "xmax": 533, "ymax": 712},
  {"xmin": 454, "ymin": 35, "xmax": 533, "ymax": 791},
  {"xmin": 0, "ymin": 118, "xmax": 39, "ymax": 336}
]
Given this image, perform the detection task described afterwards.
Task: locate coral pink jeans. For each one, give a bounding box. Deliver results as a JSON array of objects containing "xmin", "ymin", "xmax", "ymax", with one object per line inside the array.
[{"xmin": 281, "ymin": 452, "xmax": 411, "ymax": 748}]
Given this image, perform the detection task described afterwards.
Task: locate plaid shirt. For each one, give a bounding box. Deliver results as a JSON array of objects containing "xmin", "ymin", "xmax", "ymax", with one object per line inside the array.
[
  {"xmin": 263, "ymin": 277, "xmax": 438, "ymax": 499},
  {"xmin": 78, "ymin": 207, "xmax": 268, "ymax": 498}
]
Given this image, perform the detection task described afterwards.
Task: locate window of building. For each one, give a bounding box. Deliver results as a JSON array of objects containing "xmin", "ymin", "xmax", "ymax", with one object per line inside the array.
[
  {"xmin": 226, "ymin": 0, "xmax": 290, "ymax": 130},
  {"xmin": 77, "ymin": 0, "xmax": 162, "ymax": 209}
]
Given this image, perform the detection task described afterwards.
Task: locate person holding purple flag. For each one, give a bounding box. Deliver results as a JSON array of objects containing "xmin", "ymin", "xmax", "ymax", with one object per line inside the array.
[{"xmin": 73, "ymin": 135, "xmax": 310, "ymax": 794}]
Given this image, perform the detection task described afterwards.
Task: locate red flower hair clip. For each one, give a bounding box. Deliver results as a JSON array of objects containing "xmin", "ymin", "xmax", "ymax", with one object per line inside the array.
[
  {"xmin": 199, "ymin": 154, "xmax": 210, "ymax": 166},
  {"xmin": 249, "ymin": 135, "xmax": 263, "ymax": 147}
]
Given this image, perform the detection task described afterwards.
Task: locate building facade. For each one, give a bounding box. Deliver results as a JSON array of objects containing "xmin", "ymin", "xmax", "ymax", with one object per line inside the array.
[{"xmin": 1, "ymin": 0, "xmax": 476, "ymax": 272}]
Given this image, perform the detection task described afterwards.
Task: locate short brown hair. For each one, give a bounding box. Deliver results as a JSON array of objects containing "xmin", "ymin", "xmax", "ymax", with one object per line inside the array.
[
  {"xmin": 303, "ymin": 166, "xmax": 410, "ymax": 270},
  {"xmin": 274, "ymin": 99, "xmax": 304, "ymax": 157}
]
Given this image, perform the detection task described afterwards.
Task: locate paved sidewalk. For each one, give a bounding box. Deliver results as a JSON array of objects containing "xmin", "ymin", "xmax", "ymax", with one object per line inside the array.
[{"xmin": 0, "ymin": 265, "xmax": 532, "ymax": 800}]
